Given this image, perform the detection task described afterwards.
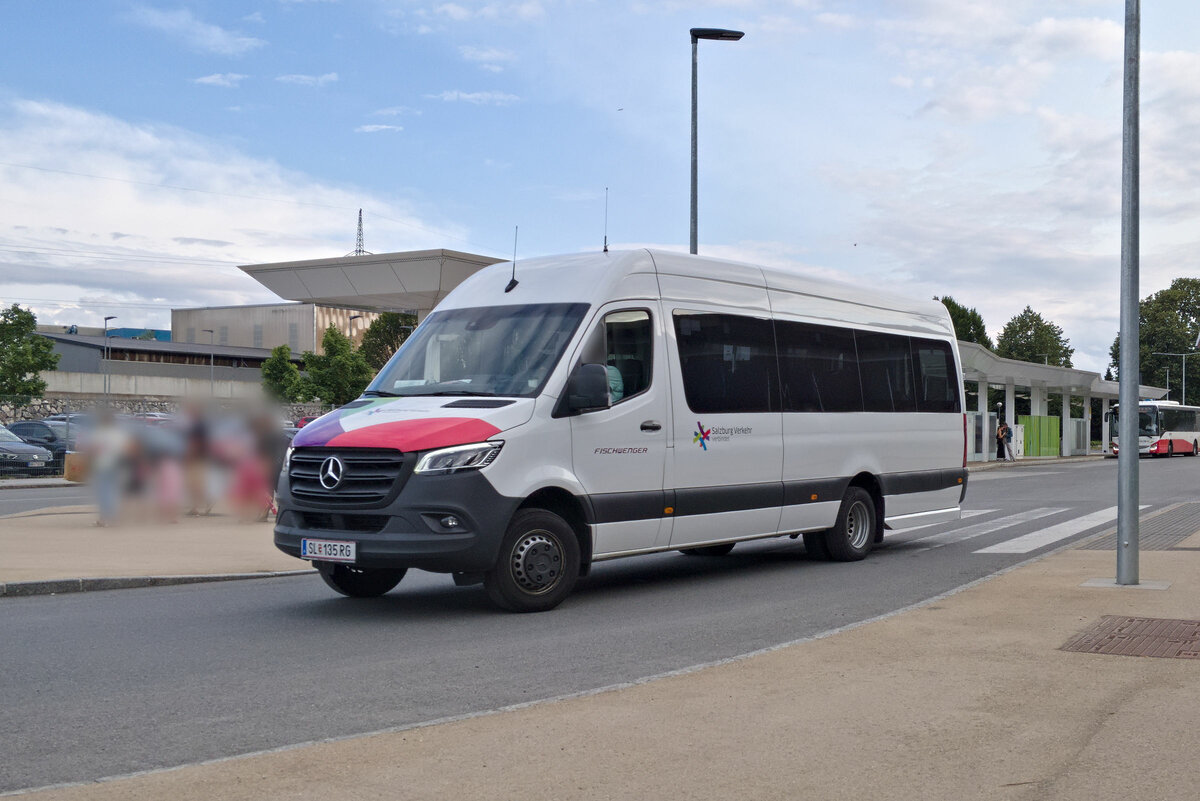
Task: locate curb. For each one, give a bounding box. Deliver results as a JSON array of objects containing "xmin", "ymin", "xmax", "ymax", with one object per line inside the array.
[
  {"xmin": 0, "ymin": 569, "xmax": 316, "ymax": 598},
  {"xmin": 0, "ymin": 480, "xmax": 78, "ymax": 491}
]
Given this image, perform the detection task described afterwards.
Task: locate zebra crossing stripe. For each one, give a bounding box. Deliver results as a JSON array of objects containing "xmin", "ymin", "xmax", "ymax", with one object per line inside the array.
[
  {"xmin": 909, "ymin": 508, "xmax": 1067, "ymax": 552},
  {"xmin": 974, "ymin": 506, "xmax": 1125, "ymax": 554}
]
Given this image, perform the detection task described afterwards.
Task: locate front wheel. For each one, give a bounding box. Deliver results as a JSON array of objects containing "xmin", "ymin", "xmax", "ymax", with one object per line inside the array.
[
  {"xmin": 1190, "ymin": 440, "xmax": 1198, "ymax": 457},
  {"xmin": 485, "ymin": 509, "xmax": 580, "ymax": 612},
  {"xmin": 825, "ymin": 487, "xmax": 876, "ymax": 562},
  {"xmin": 317, "ymin": 563, "xmax": 406, "ymax": 597}
]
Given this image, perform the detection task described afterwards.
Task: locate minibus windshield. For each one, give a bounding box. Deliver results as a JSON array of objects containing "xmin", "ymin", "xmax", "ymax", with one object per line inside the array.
[{"xmin": 366, "ymin": 303, "xmax": 590, "ymax": 398}]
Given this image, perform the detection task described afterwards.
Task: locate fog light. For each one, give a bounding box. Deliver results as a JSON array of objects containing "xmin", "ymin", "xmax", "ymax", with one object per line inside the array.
[{"xmin": 440, "ymin": 515, "xmax": 461, "ymax": 528}]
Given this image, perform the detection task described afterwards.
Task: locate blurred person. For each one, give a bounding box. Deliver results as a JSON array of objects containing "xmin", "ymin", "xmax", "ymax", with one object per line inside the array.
[
  {"xmin": 182, "ymin": 402, "xmax": 212, "ymax": 516},
  {"xmin": 87, "ymin": 409, "xmax": 132, "ymax": 527}
]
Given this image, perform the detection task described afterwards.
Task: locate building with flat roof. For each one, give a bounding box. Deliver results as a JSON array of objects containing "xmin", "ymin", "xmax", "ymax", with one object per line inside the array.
[{"xmin": 171, "ymin": 302, "xmax": 380, "ymax": 355}]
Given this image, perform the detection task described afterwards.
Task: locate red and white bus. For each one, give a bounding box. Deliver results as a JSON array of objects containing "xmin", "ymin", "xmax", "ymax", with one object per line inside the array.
[{"xmin": 1110, "ymin": 400, "xmax": 1200, "ymax": 456}]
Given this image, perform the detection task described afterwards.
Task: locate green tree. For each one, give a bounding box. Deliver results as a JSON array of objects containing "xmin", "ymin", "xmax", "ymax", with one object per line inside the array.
[
  {"xmin": 301, "ymin": 326, "xmax": 374, "ymax": 406},
  {"xmin": 0, "ymin": 304, "xmax": 60, "ymax": 400},
  {"xmin": 996, "ymin": 306, "xmax": 1074, "ymax": 367},
  {"xmin": 935, "ymin": 296, "xmax": 993, "ymax": 350},
  {"xmin": 358, "ymin": 312, "xmax": 417, "ymax": 370},
  {"xmin": 1109, "ymin": 278, "xmax": 1200, "ymax": 405},
  {"xmin": 261, "ymin": 344, "xmax": 304, "ymax": 402}
]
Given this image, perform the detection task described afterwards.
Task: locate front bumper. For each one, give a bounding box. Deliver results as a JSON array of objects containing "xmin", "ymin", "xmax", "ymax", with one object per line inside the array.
[{"xmin": 274, "ymin": 466, "xmax": 521, "ymax": 573}]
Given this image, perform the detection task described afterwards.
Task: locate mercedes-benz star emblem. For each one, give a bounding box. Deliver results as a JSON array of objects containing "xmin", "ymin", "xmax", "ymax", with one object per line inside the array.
[{"xmin": 319, "ymin": 456, "xmax": 345, "ymax": 490}]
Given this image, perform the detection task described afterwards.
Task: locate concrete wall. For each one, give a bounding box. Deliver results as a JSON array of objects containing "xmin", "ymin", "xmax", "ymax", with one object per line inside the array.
[{"xmin": 42, "ymin": 369, "xmax": 265, "ymax": 401}]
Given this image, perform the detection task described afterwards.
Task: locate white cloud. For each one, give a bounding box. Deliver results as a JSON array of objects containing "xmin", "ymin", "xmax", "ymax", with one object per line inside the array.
[
  {"xmin": 372, "ymin": 106, "xmax": 422, "ymax": 116},
  {"xmin": 433, "ymin": 2, "xmax": 544, "ymax": 22},
  {"xmin": 129, "ymin": 7, "xmax": 265, "ymax": 56},
  {"xmin": 816, "ymin": 12, "xmax": 857, "ymax": 29},
  {"xmin": 0, "ymin": 99, "xmax": 470, "ymax": 330},
  {"xmin": 426, "ymin": 90, "xmax": 519, "ymax": 105},
  {"xmin": 243, "ymin": 12, "xmax": 266, "ymax": 24},
  {"xmin": 275, "ymin": 72, "xmax": 339, "ymax": 87},
  {"xmin": 192, "ymin": 73, "xmax": 248, "ymax": 88},
  {"xmin": 355, "ymin": 124, "xmax": 403, "ymax": 133},
  {"xmin": 459, "ymin": 45, "xmax": 516, "ymax": 72}
]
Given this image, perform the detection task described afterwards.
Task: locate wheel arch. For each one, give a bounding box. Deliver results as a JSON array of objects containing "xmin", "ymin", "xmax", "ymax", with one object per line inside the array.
[
  {"xmin": 848, "ymin": 471, "xmax": 885, "ymax": 543},
  {"xmin": 517, "ymin": 487, "xmax": 593, "ymax": 575}
]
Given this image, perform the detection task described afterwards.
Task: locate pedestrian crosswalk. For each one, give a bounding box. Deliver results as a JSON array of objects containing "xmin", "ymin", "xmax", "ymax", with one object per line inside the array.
[
  {"xmin": 893, "ymin": 505, "xmax": 1150, "ymax": 555},
  {"xmin": 906, "ymin": 508, "xmax": 1067, "ymax": 552}
]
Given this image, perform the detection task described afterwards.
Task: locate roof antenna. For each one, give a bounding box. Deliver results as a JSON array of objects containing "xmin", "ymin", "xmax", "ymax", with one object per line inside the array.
[
  {"xmin": 505, "ymin": 225, "xmax": 519, "ymax": 293},
  {"xmin": 603, "ymin": 187, "xmax": 609, "ymax": 253}
]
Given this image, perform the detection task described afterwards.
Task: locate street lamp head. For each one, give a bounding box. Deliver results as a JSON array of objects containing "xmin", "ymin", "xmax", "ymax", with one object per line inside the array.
[
  {"xmin": 104, "ymin": 315, "xmax": 117, "ymax": 323},
  {"xmin": 691, "ymin": 28, "xmax": 744, "ymax": 41}
]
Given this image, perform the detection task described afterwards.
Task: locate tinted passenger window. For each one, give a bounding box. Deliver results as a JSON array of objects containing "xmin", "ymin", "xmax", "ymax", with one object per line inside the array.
[
  {"xmin": 674, "ymin": 312, "xmax": 778, "ymax": 413},
  {"xmin": 856, "ymin": 331, "xmax": 916, "ymax": 412},
  {"xmin": 775, "ymin": 321, "xmax": 863, "ymax": 412},
  {"xmin": 912, "ymin": 339, "xmax": 961, "ymax": 413},
  {"xmin": 604, "ymin": 310, "xmax": 652, "ymax": 402}
]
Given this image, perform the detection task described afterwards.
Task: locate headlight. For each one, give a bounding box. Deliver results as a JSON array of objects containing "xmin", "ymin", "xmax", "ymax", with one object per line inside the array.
[
  {"xmin": 0, "ymin": 452, "xmax": 17, "ymax": 460},
  {"xmin": 414, "ymin": 441, "xmax": 503, "ymax": 475},
  {"xmin": 283, "ymin": 446, "xmax": 294, "ymax": 473}
]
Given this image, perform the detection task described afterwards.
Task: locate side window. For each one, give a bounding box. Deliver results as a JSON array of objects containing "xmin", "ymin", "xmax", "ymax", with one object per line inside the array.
[
  {"xmin": 856, "ymin": 331, "xmax": 916, "ymax": 413},
  {"xmin": 604, "ymin": 310, "xmax": 653, "ymax": 403},
  {"xmin": 776, "ymin": 320, "xmax": 863, "ymax": 413},
  {"xmin": 911, "ymin": 338, "xmax": 961, "ymax": 413},
  {"xmin": 673, "ymin": 312, "xmax": 778, "ymax": 414}
]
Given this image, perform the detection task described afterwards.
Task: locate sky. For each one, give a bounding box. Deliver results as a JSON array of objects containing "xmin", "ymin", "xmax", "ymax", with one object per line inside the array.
[{"xmin": 2, "ymin": 0, "xmax": 1199, "ymax": 373}]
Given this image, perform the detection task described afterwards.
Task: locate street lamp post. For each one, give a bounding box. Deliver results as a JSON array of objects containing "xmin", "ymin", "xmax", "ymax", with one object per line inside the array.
[
  {"xmin": 690, "ymin": 27, "xmax": 743, "ymax": 255},
  {"xmin": 202, "ymin": 329, "xmax": 215, "ymax": 397},
  {"xmin": 102, "ymin": 315, "xmax": 117, "ymax": 401},
  {"xmin": 1152, "ymin": 351, "xmax": 1200, "ymax": 405}
]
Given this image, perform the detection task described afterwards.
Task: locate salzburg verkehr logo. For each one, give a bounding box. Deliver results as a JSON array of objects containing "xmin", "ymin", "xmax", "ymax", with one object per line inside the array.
[{"xmin": 694, "ymin": 421, "xmax": 711, "ymax": 450}]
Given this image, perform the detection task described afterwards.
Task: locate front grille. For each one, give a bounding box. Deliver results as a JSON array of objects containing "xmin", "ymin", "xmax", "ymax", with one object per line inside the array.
[
  {"xmin": 289, "ymin": 448, "xmax": 408, "ymax": 507},
  {"xmin": 295, "ymin": 512, "xmax": 388, "ymax": 533}
]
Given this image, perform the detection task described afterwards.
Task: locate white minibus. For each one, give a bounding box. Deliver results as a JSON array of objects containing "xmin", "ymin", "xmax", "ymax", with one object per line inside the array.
[{"xmin": 276, "ymin": 250, "xmax": 967, "ymax": 611}]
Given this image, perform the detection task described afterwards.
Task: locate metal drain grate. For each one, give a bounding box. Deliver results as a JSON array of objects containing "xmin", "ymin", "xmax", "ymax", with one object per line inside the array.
[
  {"xmin": 1061, "ymin": 616, "xmax": 1200, "ymax": 659},
  {"xmin": 1078, "ymin": 503, "xmax": 1200, "ymax": 551}
]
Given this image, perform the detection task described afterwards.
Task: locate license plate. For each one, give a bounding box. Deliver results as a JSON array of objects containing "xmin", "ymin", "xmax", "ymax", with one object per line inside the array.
[
  {"xmin": 300, "ymin": 538, "xmax": 357, "ymax": 563},
  {"xmin": 27, "ymin": 461, "xmax": 42, "ymax": 468}
]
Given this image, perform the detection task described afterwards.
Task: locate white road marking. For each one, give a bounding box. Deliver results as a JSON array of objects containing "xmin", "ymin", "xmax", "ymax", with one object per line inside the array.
[
  {"xmin": 892, "ymin": 508, "xmax": 993, "ymax": 534},
  {"xmin": 973, "ymin": 505, "xmax": 1147, "ymax": 554},
  {"xmin": 908, "ymin": 508, "xmax": 1067, "ymax": 552}
]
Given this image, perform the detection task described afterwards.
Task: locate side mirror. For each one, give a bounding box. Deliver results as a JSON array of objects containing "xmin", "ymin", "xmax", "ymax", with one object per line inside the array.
[{"xmin": 563, "ymin": 363, "xmax": 612, "ymax": 415}]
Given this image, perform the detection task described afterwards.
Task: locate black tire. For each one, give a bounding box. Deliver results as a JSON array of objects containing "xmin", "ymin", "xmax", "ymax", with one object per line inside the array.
[
  {"xmin": 317, "ymin": 563, "xmax": 406, "ymax": 598},
  {"xmin": 485, "ymin": 509, "xmax": 580, "ymax": 613},
  {"xmin": 1190, "ymin": 440, "xmax": 1198, "ymax": 457},
  {"xmin": 1168, "ymin": 440, "xmax": 1175, "ymax": 456},
  {"xmin": 802, "ymin": 531, "xmax": 831, "ymax": 560},
  {"xmin": 680, "ymin": 543, "xmax": 735, "ymax": 556},
  {"xmin": 825, "ymin": 487, "xmax": 875, "ymax": 562}
]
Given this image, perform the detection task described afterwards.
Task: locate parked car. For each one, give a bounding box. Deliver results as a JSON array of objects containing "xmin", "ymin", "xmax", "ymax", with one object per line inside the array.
[
  {"xmin": 296, "ymin": 415, "xmax": 321, "ymax": 428},
  {"xmin": 7, "ymin": 421, "xmax": 70, "ymax": 472},
  {"xmin": 0, "ymin": 424, "xmax": 53, "ymax": 475},
  {"xmin": 38, "ymin": 419, "xmax": 84, "ymax": 449}
]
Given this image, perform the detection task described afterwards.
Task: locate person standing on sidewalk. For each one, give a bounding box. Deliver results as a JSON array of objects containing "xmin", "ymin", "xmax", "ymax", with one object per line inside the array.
[
  {"xmin": 996, "ymin": 422, "xmax": 1008, "ymax": 461},
  {"xmin": 1004, "ymin": 421, "xmax": 1016, "ymax": 461}
]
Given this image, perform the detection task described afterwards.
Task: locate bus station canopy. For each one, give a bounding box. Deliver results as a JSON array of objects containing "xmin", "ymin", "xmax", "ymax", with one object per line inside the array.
[
  {"xmin": 239, "ymin": 249, "xmax": 504, "ymax": 316},
  {"xmin": 957, "ymin": 341, "xmax": 1165, "ymax": 402}
]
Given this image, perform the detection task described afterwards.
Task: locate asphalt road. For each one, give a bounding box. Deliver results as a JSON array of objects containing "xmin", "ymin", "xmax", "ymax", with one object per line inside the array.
[{"xmin": 3, "ymin": 457, "xmax": 1197, "ymax": 794}]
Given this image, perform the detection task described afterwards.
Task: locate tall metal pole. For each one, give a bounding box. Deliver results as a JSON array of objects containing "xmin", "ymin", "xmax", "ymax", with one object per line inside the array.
[
  {"xmin": 1117, "ymin": 0, "xmax": 1140, "ymax": 585},
  {"xmin": 688, "ymin": 28, "xmax": 743, "ymax": 256},
  {"xmin": 690, "ymin": 35, "xmax": 699, "ymax": 255}
]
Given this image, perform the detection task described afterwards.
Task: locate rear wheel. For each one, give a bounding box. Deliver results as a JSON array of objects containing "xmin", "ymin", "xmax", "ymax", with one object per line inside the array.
[
  {"xmin": 680, "ymin": 543, "xmax": 735, "ymax": 556},
  {"xmin": 1190, "ymin": 440, "xmax": 1198, "ymax": 457},
  {"xmin": 825, "ymin": 487, "xmax": 875, "ymax": 562},
  {"xmin": 485, "ymin": 509, "xmax": 580, "ymax": 613},
  {"xmin": 1168, "ymin": 440, "xmax": 1175, "ymax": 456},
  {"xmin": 317, "ymin": 563, "xmax": 406, "ymax": 598}
]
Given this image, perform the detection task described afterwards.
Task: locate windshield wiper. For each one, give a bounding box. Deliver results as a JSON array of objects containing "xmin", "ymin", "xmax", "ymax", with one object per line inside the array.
[
  {"xmin": 409, "ymin": 389, "xmax": 499, "ymax": 397},
  {"xmin": 361, "ymin": 389, "xmax": 402, "ymax": 397}
]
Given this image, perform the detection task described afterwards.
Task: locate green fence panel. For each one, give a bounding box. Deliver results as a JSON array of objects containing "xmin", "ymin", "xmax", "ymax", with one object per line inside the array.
[{"xmin": 1019, "ymin": 415, "xmax": 1060, "ymax": 457}]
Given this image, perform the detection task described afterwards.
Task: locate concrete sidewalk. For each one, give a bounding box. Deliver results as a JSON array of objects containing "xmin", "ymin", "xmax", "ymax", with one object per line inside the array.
[
  {"xmin": 13, "ymin": 532, "xmax": 1200, "ymax": 800},
  {"xmin": 0, "ymin": 504, "xmax": 310, "ymax": 596}
]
